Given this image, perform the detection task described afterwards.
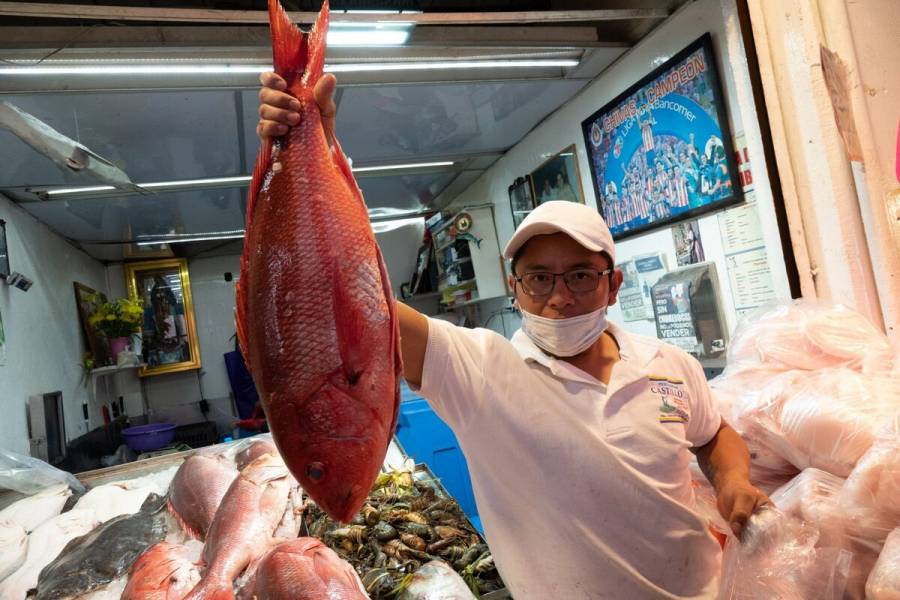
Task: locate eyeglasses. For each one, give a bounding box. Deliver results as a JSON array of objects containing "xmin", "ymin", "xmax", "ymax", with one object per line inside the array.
[{"xmin": 514, "ymin": 267, "xmax": 613, "ymax": 297}]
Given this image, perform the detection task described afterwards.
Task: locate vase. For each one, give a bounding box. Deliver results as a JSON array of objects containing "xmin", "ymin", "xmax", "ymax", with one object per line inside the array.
[{"xmin": 109, "ymin": 337, "xmax": 129, "ymax": 363}]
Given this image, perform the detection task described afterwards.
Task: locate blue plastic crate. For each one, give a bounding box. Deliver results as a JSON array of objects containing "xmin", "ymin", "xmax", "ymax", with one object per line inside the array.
[{"xmin": 395, "ymin": 381, "xmax": 481, "ymax": 533}]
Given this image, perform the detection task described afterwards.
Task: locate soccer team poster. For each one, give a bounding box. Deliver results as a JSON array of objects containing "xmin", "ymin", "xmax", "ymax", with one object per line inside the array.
[{"xmin": 581, "ymin": 34, "xmax": 742, "ymax": 240}]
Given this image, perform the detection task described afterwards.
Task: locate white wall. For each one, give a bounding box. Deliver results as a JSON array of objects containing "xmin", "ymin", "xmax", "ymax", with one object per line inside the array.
[
  {"xmin": 103, "ymin": 226, "xmax": 433, "ymax": 432},
  {"xmin": 107, "ymin": 255, "xmax": 240, "ymax": 433},
  {"xmin": 447, "ymin": 0, "xmax": 793, "ymax": 346},
  {"xmin": 0, "ymin": 194, "xmax": 108, "ymax": 454}
]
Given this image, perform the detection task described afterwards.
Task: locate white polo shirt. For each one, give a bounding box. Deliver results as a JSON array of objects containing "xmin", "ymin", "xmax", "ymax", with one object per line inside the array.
[{"xmin": 416, "ymin": 318, "xmax": 722, "ymax": 599}]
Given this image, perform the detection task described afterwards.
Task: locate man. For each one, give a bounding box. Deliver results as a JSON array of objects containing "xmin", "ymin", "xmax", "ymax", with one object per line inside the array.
[
  {"xmin": 554, "ymin": 170, "xmax": 578, "ymax": 202},
  {"xmin": 257, "ymin": 72, "xmax": 767, "ymax": 599}
]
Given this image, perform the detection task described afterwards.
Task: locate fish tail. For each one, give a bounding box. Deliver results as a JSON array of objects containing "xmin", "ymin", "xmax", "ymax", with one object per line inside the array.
[{"xmin": 267, "ymin": 0, "xmax": 329, "ymax": 87}]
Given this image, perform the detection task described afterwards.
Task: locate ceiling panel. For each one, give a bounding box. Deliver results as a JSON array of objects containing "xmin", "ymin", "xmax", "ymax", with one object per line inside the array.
[
  {"xmin": 332, "ymin": 79, "xmax": 588, "ymax": 162},
  {"xmin": 0, "ymin": 90, "xmax": 244, "ymax": 188},
  {"xmin": 20, "ymin": 187, "xmax": 246, "ymax": 243},
  {"xmin": 357, "ymin": 170, "xmax": 458, "ymax": 212}
]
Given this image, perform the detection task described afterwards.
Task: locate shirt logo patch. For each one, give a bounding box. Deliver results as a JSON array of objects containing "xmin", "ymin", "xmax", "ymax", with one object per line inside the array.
[{"xmin": 649, "ymin": 376, "xmax": 691, "ymax": 424}]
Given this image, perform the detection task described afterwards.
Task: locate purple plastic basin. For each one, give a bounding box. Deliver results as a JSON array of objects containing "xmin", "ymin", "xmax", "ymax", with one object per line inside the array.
[{"xmin": 122, "ymin": 423, "xmax": 176, "ymax": 452}]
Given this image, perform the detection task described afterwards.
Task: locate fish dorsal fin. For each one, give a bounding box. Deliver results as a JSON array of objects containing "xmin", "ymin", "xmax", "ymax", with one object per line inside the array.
[{"xmin": 267, "ymin": 0, "xmax": 328, "ymax": 87}]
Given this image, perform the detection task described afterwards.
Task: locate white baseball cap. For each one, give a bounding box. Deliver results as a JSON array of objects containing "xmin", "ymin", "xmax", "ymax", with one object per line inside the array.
[{"xmin": 503, "ymin": 200, "xmax": 616, "ymax": 264}]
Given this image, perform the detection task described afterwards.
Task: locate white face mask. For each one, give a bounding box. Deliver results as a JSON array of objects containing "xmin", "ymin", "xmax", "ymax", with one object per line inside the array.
[{"xmin": 519, "ymin": 305, "xmax": 609, "ymax": 357}]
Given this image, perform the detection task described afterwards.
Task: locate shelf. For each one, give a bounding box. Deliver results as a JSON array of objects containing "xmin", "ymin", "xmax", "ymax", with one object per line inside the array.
[
  {"xmin": 440, "ymin": 278, "xmax": 477, "ymax": 291},
  {"xmin": 442, "ymin": 296, "xmax": 502, "ymax": 309},
  {"xmin": 90, "ymin": 363, "xmax": 146, "ymax": 377},
  {"xmin": 402, "ymin": 291, "xmax": 442, "ymax": 301}
]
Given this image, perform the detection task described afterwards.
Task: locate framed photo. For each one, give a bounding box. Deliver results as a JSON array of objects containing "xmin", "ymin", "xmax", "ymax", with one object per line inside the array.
[
  {"xmin": 508, "ymin": 175, "xmax": 535, "ymax": 229},
  {"xmin": 73, "ymin": 282, "xmax": 112, "ymax": 366},
  {"xmin": 124, "ymin": 258, "xmax": 201, "ymax": 377},
  {"xmin": 672, "ymin": 220, "xmax": 706, "ymax": 266},
  {"xmin": 530, "ymin": 144, "xmax": 585, "ymax": 206},
  {"xmin": 581, "ymin": 33, "xmax": 742, "ymax": 241},
  {"xmin": 0, "ymin": 219, "xmax": 9, "ymax": 278}
]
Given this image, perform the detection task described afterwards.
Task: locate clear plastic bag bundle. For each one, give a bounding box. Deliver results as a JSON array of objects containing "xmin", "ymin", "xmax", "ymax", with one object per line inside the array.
[
  {"xmin": 717, "ymin": 507, "xmax": 852, "ymax": 600},
  {"xmin": 839, "ymin": 413, "xmax": 900, "ymax": 545},
  {"xmin": 776, "ymin": 369, "xmax": 899, "ymax": 477},
  {"xmin": 0, "ymin": 447, "xmax": 83, "ymax": 495},
  {"xmin": 866, "ymin": 528, "xmax": 900, "ymax": 600},
  {"xmin": 725, "ymin": 301, "xmax": 895, "ymax": 374},
  {"xmin": 771, "ymin": 469, "xmax": 846, "ymax": 547},
  {"xmin": 723, "ymin": 368, "xmax": 898, "ymax": 478}
]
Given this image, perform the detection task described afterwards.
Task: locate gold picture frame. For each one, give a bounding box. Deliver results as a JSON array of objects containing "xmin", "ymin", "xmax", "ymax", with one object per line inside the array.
[
  {"xmin": 124, "ymin": 258, "xmax": 201, "ymax": 377},
  {"xmin": 529, "ymin": 144, "xmax": 586, "ymax": 206}
]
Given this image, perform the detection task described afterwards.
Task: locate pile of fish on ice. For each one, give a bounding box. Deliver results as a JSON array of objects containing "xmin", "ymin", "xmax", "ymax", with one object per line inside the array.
[
  {"xmin": 0, "ymin": 438, "xmax": 484, "ymax": 599},
  {"xmin": 696, "ymin": 301, "xmax": 900, "ymax": 599}
]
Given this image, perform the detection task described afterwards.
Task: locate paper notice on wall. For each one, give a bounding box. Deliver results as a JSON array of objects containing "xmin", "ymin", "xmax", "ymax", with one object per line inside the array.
[
  {"xmin": 719, "ymin": 191, "xmax": 763, "ymax": 254},
  {"xmin": 618, "ymin": 253, "xmax": 668, "ymax": 321},
  {"xmin": 725, "ymin": 247, "xmax": 778, "ymax": 311}
]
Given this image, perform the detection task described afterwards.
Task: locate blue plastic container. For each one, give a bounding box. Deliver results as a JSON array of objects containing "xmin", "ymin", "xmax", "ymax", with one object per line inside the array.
[
  {"xmin": 395, "ymin": 382, "xmax": 482, "ymax": 533},
  {"xmin": 122, "ymin": 423, "xmax": 176, "ymax": 452}
]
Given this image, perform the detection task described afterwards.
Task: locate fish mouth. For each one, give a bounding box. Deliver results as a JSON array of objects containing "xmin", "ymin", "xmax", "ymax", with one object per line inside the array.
[{"xmin": 324, "ymin": 485, "xmax": 366, "ymax": 524}]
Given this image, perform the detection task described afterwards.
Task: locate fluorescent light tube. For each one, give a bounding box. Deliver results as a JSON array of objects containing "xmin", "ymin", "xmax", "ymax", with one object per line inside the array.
[
  {"xmin": 40, "ymin": 162, "xmax": 454, "ymax": 197},
  {"xmin": 135, "ymin": 231, "xmax": 245, "ymax": 245},
  {"xmin": 0, "ymin": 59, "xmax": 577, "ymax": 76},
  {"xmin": 45, "ymin": 185, "xmax": 114, "ymax": 195},
  {"xmin": 327, "ymin": 29, "xmax": 409, "ymax": 45},
  {"xmin": 353, "ymin": 161, "xmax": 454, "ymax": 173},
  {"xmin": 0, "ymin": 65, "xmax": 269, "ymax": 75},
  {"xmin": 327, "ymin": 59, "xmax": 579, "ymax": 72},
  {"xmin": 136, "ymin": 217, "xmax": 425, "ymax": 243}
]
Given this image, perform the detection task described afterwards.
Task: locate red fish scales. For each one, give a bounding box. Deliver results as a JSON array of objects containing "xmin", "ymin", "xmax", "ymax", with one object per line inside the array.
[{"xmin": 236, "ymin": 0, "xmax": 401, "ymax": 524}]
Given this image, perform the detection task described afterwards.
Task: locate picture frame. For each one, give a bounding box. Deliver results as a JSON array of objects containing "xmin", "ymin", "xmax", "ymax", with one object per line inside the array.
[
  {"xmin": 124, "ymin": 258, "xmax": 201, "ymax": 377},
  {"xmin": 73, "ymin": 282, "xmax": 112, "ymax": 366},
  {"xmin": 0, "ymin": 219, "xmax": 9, "ymax": 278},
  {"xmin": 508, "ymin": 175, "xmax": 535, "ymax": 229},
  {"xmin": 530, "ymin": 144, "xmax": 585, "ymax": 206},
  {"xmin": 581, "ymin": 33, "xmax": 743, "ymax": 241}
]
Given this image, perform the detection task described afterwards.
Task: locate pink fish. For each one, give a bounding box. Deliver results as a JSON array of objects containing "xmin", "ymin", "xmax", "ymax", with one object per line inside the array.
[{"xmin": 235, "ymin": 0, "xmax": 401, "ymax": 523}]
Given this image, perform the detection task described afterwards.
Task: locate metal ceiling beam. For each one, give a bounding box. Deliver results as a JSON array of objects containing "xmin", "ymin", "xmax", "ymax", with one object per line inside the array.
[
  {"xmin": 0, "ymin": 25, "xmax": 630, "ymax": 49},
  {"xmin": 0, "ymin": 3, "xmax": 670, "ymax": 25}
]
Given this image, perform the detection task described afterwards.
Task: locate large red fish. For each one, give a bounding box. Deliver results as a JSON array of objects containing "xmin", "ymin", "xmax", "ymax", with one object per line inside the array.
[
  {"xmin": 236, "ymin": 0, "xmax": 401, "ymax": 524},
  {"xmin": 238, "ymin": 538, "xmax": 368, "ymax": 600},
  {"xmin": 123, "ymin": 542, "xmax": 201, "ymax": 600}
]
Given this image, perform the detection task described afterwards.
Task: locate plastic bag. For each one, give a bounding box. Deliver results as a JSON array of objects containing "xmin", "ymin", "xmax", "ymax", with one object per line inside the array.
[
  {"xmin": 728, "ymin": 369, "xmax": 899, "ymax": 478},
  {"xmin": 713, "ymin": 370, "xmax": 803, "ymax": 491},
  {"xmin": 771, "ymin": 469, "xmax": 845, "ymax": 546},
  {"xmin": 717, "ymin": 506, "xmax": 851, "ymax": 600},
  {"xmin": 777, "ymin": 369, "xmax": 900, "ymax": 476},
  {"xmin": 866, "ymin": 528, "xmax": 900, "ymax": 600},
  {"xmin": 726, "ymin": 301, "xmax": 895, "ymax": 373},
  {"xmin": 0, "ymin": 447, "xmax": 83, "ymax": 495},
  {"xmin": 839, "ymin": 413, "xmax": 900, "ymax": 545}
]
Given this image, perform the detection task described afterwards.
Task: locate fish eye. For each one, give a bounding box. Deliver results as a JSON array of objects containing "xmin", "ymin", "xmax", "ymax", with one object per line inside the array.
[{"xmin": 307, "ymin": 462, "xmax": 325, "ymax": 482}]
